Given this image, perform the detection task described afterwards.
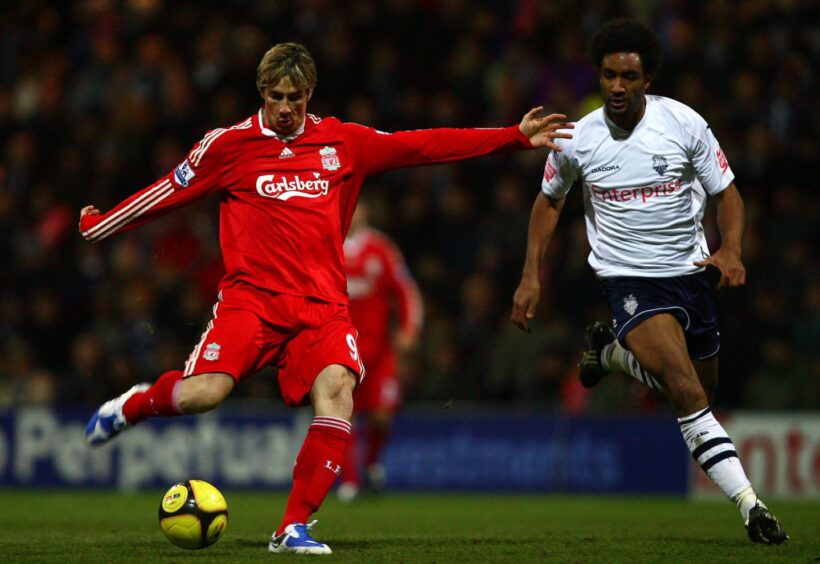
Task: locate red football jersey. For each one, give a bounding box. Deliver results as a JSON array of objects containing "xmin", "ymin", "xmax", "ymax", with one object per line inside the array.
[
  {"xmin": 344, "ymin": 227, "xmax": 422, "ymax": 362},
  {"xmin": 80, "ymin": 111, "xmax": 532, "ymax": 302}
]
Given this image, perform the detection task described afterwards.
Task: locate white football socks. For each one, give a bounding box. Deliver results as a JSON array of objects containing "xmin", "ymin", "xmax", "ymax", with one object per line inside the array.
[
  {"xmin": 598, "ymin": 338, "xmax": 766, "ymax": 523},
  {"xmin": 734, "ymin": 484, "xmax": 764, "ymax": 524},
  {"xmin": 602, "ymin": 341, "xmax": 663, "ymax": 391},
  {"xmin": 678, "ymin": 406, "xmax": 758, "ymax": 521}
]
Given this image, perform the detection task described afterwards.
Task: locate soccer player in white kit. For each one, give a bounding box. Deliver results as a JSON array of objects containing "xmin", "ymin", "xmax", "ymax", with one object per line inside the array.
[{"xmin": 511, "ymin": 20, "xmax": 788, "ymax": 544}]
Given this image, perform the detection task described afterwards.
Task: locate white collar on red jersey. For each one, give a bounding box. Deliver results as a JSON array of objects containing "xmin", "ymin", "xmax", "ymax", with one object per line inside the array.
[{"xmin": 257, "ymin": 110, "xmax": 306, "ymax": 143}]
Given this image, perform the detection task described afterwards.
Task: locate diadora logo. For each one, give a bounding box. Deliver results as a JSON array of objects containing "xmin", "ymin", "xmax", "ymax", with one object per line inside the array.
[
  {"xmin": 256, "ymin": 173, "xmax": 330, "ymax": 201},
  {"xmin": 173, "ymin": 159, "xmax": 196, "ymax": 187},
  {"xmin": 589, "ymin": 164, "xmax": 620, "ymax": 174}
]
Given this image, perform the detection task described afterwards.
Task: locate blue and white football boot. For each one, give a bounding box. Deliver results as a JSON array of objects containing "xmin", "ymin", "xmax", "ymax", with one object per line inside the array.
[
  {"xmin": 268, "ymin": 520, "xmax": 332, "ymax": 555},
  {"xmin": 84, "ymin": 383, "xmax": 150, "ymax": 447}
]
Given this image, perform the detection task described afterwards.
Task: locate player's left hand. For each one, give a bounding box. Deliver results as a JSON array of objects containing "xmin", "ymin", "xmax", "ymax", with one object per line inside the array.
[
  {"xmin": 694, "ymin": 250, "xmax": 746, "ymax": 289},
  {"xmin": 519, "ymin": 107, "xmax": 574, "ymax": 152}
]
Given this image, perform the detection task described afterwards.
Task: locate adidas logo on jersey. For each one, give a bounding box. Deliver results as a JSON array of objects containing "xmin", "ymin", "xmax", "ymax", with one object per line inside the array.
[{"xmin": 279, "ymin": 147, "xmax": 295, "ymax": 159}]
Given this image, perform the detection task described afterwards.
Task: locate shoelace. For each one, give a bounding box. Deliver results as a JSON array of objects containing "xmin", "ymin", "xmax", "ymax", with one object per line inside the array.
[{"xmin": 275, "ymin": 520, "xmax": 320, "ymax": 545}]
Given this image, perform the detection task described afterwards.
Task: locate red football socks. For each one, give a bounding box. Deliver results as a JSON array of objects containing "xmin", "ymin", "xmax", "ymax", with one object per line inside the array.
[
  {"xmin": 121, "ymin": 370, "xmax": 184, "ymax": 424},
  {"xmin": 278, "ymin": 416, "xmax": 352, "ymax": 533}
]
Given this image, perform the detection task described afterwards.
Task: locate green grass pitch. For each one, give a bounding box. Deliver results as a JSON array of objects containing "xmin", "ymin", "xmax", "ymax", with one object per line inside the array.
[{"xmin": 0, "ymin": 491, "xmax": 815, "ymax": 562}]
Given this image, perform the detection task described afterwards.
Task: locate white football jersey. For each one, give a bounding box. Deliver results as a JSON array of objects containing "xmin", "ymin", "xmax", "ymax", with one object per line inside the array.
[{"xmin": 542, "ymin": 95, "xmax": 734, "ymax": 278}]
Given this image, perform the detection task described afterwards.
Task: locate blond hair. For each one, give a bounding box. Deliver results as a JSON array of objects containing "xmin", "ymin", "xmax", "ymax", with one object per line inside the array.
[{"xmin": 256, "ymin": 42, "xmax": 317, "ymax": 92}]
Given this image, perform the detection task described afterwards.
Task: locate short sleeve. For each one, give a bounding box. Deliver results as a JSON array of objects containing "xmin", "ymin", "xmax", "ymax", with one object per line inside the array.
[
  {"xmin": 689, "ymin": 119, "xmax": 734, "ymax": 196},
  {"xmin": 541, "ymin": 143, "xmax": 578, "ymax": 198}
]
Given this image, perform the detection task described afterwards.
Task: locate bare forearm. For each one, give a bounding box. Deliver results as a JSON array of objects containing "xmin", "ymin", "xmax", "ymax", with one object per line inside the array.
[
  {"xmin": 696, "ymin": 183, "xmax": 746, "ymax": 287},
  {"xmin": 521, "ymin": 193, "xmax": 564, "ymax": 279},
  {"xmin": 511, "ymin": 192, "xmax": 564, "ymax": 332},
  {"xmin": 715, "ymin": 183, "xmax": 744, "ymax": 253}
]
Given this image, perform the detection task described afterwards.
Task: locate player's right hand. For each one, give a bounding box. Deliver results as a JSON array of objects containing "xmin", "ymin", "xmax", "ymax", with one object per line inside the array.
[{"xmin": 511, "ymin": 277, "xmax": 540, "ymax": 333}]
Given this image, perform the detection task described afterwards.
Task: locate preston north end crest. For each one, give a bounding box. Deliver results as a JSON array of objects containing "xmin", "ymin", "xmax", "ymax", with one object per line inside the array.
[
  {"xmin": 623, "ymin": 294, "xmax": 638, "ymax": 316},
  {"xmin": 652, "ymin": 154, "xmax": 668, "ymax": 176}
]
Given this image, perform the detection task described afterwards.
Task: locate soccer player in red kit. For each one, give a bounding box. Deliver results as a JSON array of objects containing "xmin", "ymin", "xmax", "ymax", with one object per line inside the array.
[
  {"xmin": 337, "ymin": 198, "xmax": 423, "ymax": 501},
  {"xmin": 80, "ymin": 42, "xmax": 572, "ymax": 554}
]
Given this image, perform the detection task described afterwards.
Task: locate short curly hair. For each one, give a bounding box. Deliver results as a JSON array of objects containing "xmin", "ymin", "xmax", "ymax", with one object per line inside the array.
[{"xmin": 588, "ymin": 19, "xmax": 663, "ymax": 76}]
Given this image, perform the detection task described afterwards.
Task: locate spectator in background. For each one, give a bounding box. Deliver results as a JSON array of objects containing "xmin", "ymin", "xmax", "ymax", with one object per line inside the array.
[
  {"xmin": 0, "ymin": 338, "xmax": 57, "ymax": 407},
  {"xmin": 61, "ymin": 331, "xmax": 105, "ymax": 406},
  {"xmin": 0, "ymin": 1, "xmax": 815, "ymax": 411},
  {"xmin": 338, "ymin": 196, "xmax": 423, "ymax": 501}
]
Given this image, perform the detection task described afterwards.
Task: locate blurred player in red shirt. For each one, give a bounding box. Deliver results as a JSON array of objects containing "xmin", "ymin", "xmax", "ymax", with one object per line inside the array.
[
  {"xmin": 79, "ymin": 42, "xmax": 572, "ymax": 554},
  {"xmin": 338, "ymin": 197, "xmax": 423, "ymax": 501}
]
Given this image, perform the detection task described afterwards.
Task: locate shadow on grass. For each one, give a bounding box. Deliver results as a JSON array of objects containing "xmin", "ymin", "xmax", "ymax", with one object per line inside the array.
[
  {"xmin": 228, "ymin": 536, "xmax": 547, "ymax": 550},
  {"xmin": 325, "ymin": 538, "xmax": 550, "ymax": 549},
  {"xmin": 229, "ymin": 535, "xmax": 749, "ymax": 549}
]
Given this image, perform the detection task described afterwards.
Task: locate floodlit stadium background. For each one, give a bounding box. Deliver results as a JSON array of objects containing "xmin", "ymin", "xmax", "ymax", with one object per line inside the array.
[{"xmin": 0, "ymin": 1, "xmax": 816, "ymax": 497}]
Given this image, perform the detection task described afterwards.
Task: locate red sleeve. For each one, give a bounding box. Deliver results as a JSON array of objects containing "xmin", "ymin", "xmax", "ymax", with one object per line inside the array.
[
  {"xmin": 381, "ymin": 238, "xmax": 424, "ymax": 338},
  {"xmin": 341, "ymin": 122, "xmax": 534, "ymax": 176},
  {"xmin": 79, "ymin": 131, "xmax": 225, "ymax": 242}
]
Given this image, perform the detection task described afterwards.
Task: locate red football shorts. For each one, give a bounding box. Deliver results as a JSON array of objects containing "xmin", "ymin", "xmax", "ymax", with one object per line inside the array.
[
  {"xmin": 183, "ymin": 284, "xmax": 365, "ymax": 406},
  {"xmin": 353, "ymin": 346, "xmax": 400, "ymax": 413}
]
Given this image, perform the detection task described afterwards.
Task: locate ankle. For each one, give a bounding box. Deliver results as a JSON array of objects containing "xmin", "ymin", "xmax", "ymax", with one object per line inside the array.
[{"xmin": 733, "ymin": 485, "xmax": 760, "ymax": 522}]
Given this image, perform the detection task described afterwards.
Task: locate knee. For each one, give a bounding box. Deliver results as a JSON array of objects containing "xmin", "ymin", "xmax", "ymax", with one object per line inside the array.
[
  {"xmin": 327, "ymin": 369, "xmax": 356, "ymax": 407},
  {"xmin": 178, "ymin": 373, "xmax": 234, "ymax": 413},
  {"xmin": 312, "ymin": 366, "xmax": 357, "ymax": 417},
  {"xmin": 663, "ymin": 372, "xmax": 708, "ymax": 412}
]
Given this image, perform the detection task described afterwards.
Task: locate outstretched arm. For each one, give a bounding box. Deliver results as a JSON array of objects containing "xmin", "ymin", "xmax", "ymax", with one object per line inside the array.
[
  {"xmin": 78, "ymin": 175, "xmax": 210, "ymax": 242},
  {"xmin": 79, "ymin": 132, "xmax": 225, "ymax": 242},
  {"xmin": 79, "ymin": 177, "xmax": 179, "ymax": 242},
  {"xmin": 342, "ymin": 108, "xmax": 573, "ymax": 176},
  {"xmin": 511, "ymin": 192, "xmax": 565, "ymax": 333},
  {"xmin": 694, "ymin": 182, "xmax": 746, "ymax": 288}
]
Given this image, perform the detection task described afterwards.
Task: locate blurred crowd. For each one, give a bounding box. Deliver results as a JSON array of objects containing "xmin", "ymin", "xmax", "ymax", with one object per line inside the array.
[{"xmin": 1, "ymin": 0, "xmax": 817, "ymax": 412}]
